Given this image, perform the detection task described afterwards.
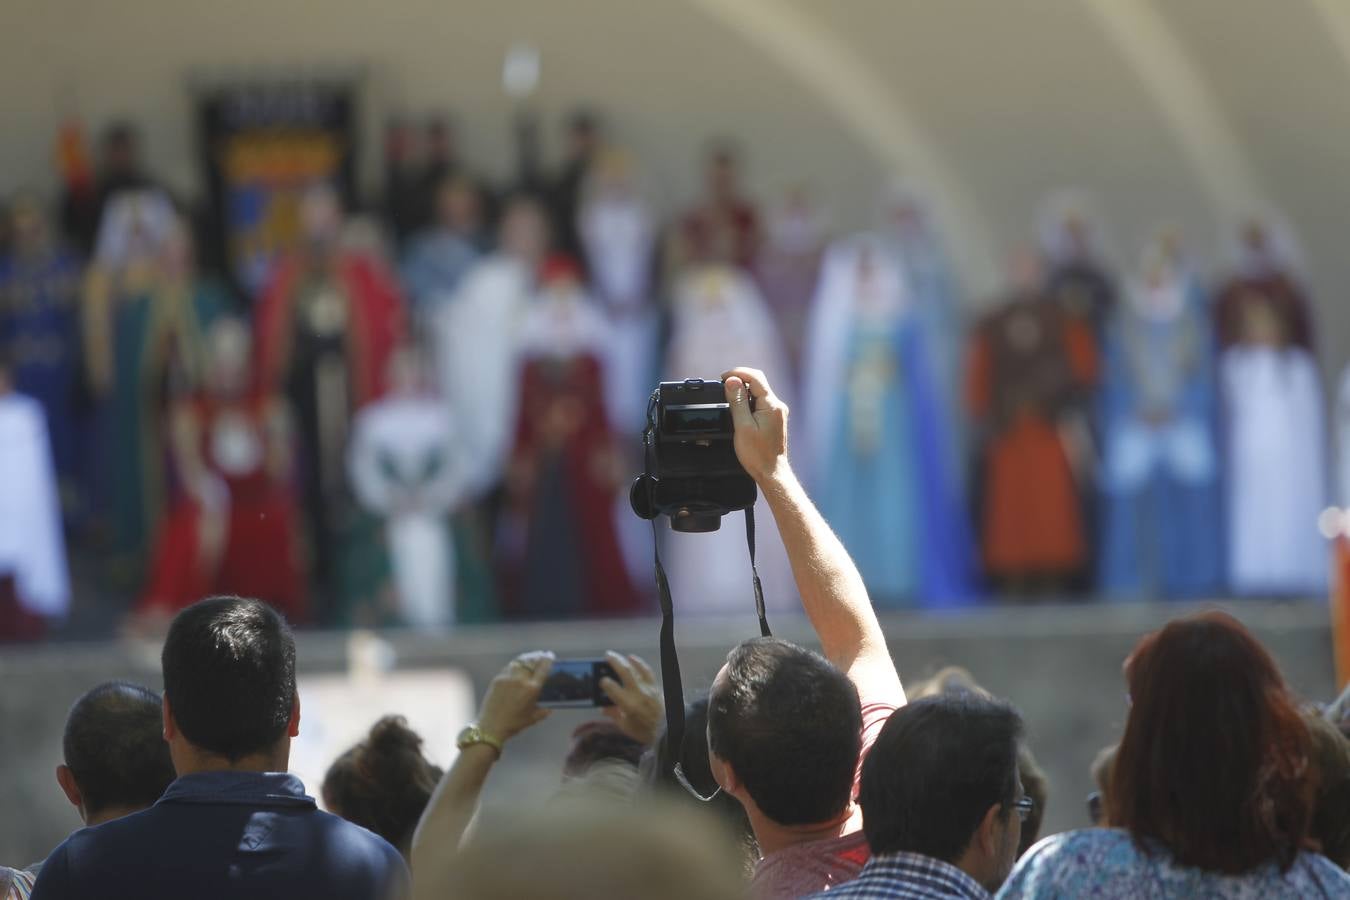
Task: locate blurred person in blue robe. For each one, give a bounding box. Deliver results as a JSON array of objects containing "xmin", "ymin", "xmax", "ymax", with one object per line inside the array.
[
  {"xmin": 1097, "ymin": 237, "xmax": 1223, "ymax": 599},
  {"xmin": 0, "ymin": 194, "xmax": 86, "ymax": 519},
  {"xmin": 877, "ymin": 181, "xmax": 967, "ymax": 483},
  {"xmin": 400, "ymin": 175, "xmax": 486, "ymax": 336},
  {"xmin": 83, "ymin": 192, "xmax": 227, "ymax": 576},
  {"xmin": 801, "ymin": 234, "xmax": 974, "ymax": 608}
]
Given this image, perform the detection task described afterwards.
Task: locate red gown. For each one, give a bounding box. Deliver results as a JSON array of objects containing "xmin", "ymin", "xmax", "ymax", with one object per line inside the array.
[
  {"xmin": 680, "ymin": 200, "xmax": 761, "ymax": 269},
  {"xmin": 500, "ymin": 355, "xmax": 639, "ymax": 618},
  {"xmin": 254, "ymin": 253, "xmax": 406, "ymax": 407},
  {"xmin": 140, "ymin": 394, "xmax": 306, "ymax": 622},
  {"xmin": 1214, "ymin": 272, "xmax": 1314, "ymax": 351}
]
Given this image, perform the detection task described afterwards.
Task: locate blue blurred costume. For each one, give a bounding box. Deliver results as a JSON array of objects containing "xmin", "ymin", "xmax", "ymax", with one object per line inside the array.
[
  {"xmin": 1097, "ymin": 263, "xmax": 1222, "ymax": 597},
  {"xmin": 804, "ymin": 235, "xmax": 974, "ymax": 608},
  {"xmin": 0, "ymin": 244, "xmax": 84, "ymax": 507}
]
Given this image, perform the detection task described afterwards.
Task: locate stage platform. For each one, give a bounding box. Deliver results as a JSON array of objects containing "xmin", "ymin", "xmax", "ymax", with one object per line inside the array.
[{"xmin": 0, "ymin": 599, "xmax": 1337, "ymax": 865}]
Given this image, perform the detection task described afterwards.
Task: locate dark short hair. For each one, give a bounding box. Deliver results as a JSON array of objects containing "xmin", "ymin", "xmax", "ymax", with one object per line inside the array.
[
  {"xmin": 161, "ymin": 596, "xmax": 296, "ymax": 762},
  {"xmin": 101, "ymin": 121, "xmax": 139, "ymax": 151},
  {"xmin": 708, "ymin": 637, "xmax": 861, "ymax": 825},
  {"xmin": 63, "ymin": 681, "xmax": 175, "ymax": 816},
  {"xmin": 563, "ymin": 720, "xmax": 645, "ymax": 777},
  {"xmin": 322, "ymin": 716, "xmax": 442, "ymax": 857},
  {"xmin": 1109, "ymin": 611, "xmax": 1312, "ymax": 874},
  {"xmin": 645, "ymin": 696, "xmax": 758, "ymax": 869},
  {"xmin": 567, "ymin": 108, "xmax": 600, "ymax": 136},
  {"xmin": 860, "ymin": 694, "xmax": 1023, "ymax": 862}
]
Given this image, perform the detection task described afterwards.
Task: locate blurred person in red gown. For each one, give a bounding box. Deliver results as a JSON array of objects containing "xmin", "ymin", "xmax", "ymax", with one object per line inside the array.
[
  {"xmin": 671, "ymin": 141, "xmax": 762, "ymax": 274},
  {"xmin": 137, "ymin": 318, "xmax": 305, "ymax": 624},
  {"xmin": 1214, "ymin": 216, "xmax": 1314, "ymax": 351},
  {"xmin": 499, "ymin": 256, "xmax": 638, "ymax": 619},
  {"xmin": 254, "ymin": 184, "xmax": 406, "ymax": 619}
]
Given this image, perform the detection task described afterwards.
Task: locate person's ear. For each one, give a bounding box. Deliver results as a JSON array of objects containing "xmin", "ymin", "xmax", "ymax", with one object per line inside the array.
[
  {"xmin": 974, "ymin": 802, "xmax": 1005, "ymax": 857},
  {"xmin": 162, "ymin": 695, "xmax": 177, "ymax": 742},
  {"xmin": 287, "ymin": 693, "xmax": 301, "ymax": 739},
  {"xmin": 709, "ymin": 751, "xmax": 739, "ymax": 795},
  {"xmin": 56, "ymin": 764, "xmax": 83, "ymax": 811}
]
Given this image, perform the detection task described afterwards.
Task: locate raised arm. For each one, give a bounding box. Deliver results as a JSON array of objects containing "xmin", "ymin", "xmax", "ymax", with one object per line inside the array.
[
  {"xmin": 410, "ymin": 652, "xmax": 553, "ymax": 900},
  {"xmin": 723, "ymin": 367, "xmax": 904, "ymax": 702}
]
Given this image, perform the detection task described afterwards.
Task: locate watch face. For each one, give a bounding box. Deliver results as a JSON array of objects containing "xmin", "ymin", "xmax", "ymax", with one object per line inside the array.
[{"xmin": 455, "ymin": 725, "xmax": 479, "ymax": 747}]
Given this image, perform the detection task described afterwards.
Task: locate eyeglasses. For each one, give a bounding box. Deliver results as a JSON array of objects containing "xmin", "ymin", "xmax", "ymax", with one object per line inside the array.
[
  {"xmin": 673, "ymin": 762, "xmax": 721, "ymax": 802},
  {"xmin": 1086, "ymin": 790, "xmax": 1103, "ymax": 825},
  {"xmin": 1013, "ymin": 796, "xmax": 1035, "ymax": 823}
]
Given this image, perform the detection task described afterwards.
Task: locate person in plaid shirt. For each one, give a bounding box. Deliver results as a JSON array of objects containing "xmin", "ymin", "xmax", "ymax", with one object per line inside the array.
[{"xmin": 807, "ymin": 694, "xmax": 1029, "ymax": 899}]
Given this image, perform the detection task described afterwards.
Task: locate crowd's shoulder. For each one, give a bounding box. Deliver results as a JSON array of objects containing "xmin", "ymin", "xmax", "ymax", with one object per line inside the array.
[{"xmin": 998, "ymin": 827, "xmax": 1350, "ymax": 900}]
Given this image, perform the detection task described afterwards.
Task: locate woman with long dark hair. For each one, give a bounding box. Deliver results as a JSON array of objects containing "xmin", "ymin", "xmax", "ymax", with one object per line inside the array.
[{"xmin": 999, "ymin": 611, "xmax": 1350, "ymax": 897}]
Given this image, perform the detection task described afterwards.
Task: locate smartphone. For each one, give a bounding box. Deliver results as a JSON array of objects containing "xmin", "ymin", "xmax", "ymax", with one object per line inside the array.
[{"xmin": 538, "ymin": 658, "xmax": 618, "ymax": 708}]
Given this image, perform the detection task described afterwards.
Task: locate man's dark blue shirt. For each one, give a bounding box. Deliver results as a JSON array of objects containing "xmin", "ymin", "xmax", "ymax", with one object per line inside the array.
[{"xmin": 29, "ymin": 771, "xmax": 409, "ymax": 900}]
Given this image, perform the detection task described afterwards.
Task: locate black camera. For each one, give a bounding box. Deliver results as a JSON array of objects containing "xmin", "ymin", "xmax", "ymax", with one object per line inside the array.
[{"xmin": 630, "ymin": 378, "xmax": 756, "ymax": 533}]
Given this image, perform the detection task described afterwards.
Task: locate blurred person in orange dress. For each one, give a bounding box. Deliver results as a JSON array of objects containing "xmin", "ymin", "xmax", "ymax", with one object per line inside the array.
[
  {"xmin": 136, "ymin": 317, "xmax": 304, "ymax": 625},
  {"xmin": 254, "ymin": 184, "xmax": 406, "ymax": 618},
  {"xmin": 966, "ymin": 252, "xmax": 1097, "ymax": 594}
]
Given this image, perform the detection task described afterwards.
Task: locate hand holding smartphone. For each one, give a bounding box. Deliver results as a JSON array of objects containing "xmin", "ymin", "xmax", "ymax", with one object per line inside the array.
[{"xmin": 537, "ymin": 658, "xmax": 619, "ymax": 708}]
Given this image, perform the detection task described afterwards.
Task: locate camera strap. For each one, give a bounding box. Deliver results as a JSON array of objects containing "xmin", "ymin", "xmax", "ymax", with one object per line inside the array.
[{"xmin": 651, "ymin": 502, "xmax": 771, "ymax": 780}]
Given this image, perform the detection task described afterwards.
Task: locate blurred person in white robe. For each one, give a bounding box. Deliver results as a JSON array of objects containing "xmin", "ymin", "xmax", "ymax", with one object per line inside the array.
[
  {"xmin": 348, "ymin": 346, "xmax": 466, "ymax": 629},
  {"xmin": 578, "ymin": 149, "xmax": 662, "ymax": 589},
  {"xmin": 754, "ymin": 184, "xmax": 829, "ymax": 383},
  {"xmin": 1222, "ymin": 293, "xmax": 1328, "ymax": 596},
  {"xmin": 660, "ymin": 266, "xmax": 796, "ymax": 616},
  {"xmin": 877, "ymin": 180, "xmax": 966, "ymax": 477},
  {"xmin": 432, "ymin": 196, "xmax": 550, "ymax": 500},
  {"xmin": 0, "ymin": 351, "xmax": 69, "ymax": 639},
  {"xmin": 578, "ymin": 148, "xmax": 659, "ymax": 435}
]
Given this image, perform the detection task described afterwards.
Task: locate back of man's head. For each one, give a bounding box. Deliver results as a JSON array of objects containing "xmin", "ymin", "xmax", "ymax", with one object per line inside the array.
[
  {"xmin": 708, "ymin": 637, "xmax": 861, "ymax": 825},
  {"xmin": 62, "ymin": 681, "xmax": 175, "ymax": 818},
  {"xmin": 161, "ymin": 596, "xmax": 296, "ymax": 762},
  {"xmin": 860, "ymin": 694, "xmax": 1023, "ymax": 863}
]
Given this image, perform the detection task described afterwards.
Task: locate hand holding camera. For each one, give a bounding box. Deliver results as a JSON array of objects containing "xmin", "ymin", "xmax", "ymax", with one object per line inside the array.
[{"xmin": 722, "ymin": 366, "xmax": 789, "ymax": 484}]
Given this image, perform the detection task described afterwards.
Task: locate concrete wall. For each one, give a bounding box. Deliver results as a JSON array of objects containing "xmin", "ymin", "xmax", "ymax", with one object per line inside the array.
[{"xmin": 1, "ymin": 600, "xmax": 1337, "ymax": 866}]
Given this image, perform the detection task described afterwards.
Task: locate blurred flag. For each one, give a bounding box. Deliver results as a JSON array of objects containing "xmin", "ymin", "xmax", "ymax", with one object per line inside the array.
[
  {"xmin": 1334, "ymin": 535, "xmax": 1350, "ymax": 690},
  {"xmin": 55, "ymin": 118, "xmax": 94, "ymax": 196}
]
